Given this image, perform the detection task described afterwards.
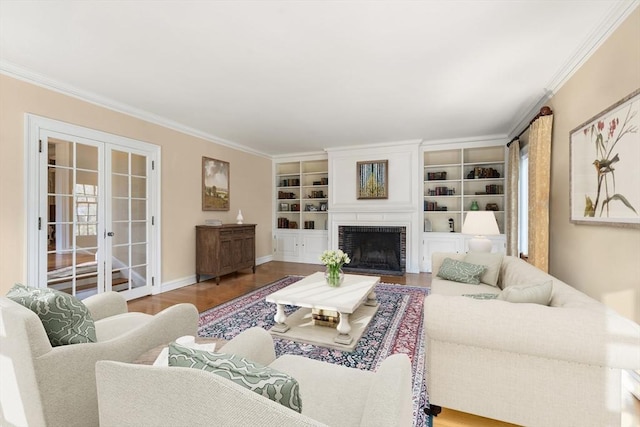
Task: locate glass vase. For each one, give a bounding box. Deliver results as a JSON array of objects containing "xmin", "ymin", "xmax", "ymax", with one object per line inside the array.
[{"xmin": 325, "ymin": 266, "xmax": 344, "ymax": 287}]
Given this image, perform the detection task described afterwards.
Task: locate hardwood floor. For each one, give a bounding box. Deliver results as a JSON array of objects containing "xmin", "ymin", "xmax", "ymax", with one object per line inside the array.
[{"xmin": 127, "ymin": 261, "xmax": 638, "ymax": 427}]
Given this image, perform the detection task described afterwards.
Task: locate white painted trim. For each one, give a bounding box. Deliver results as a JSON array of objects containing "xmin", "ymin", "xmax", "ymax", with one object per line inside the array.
[
  {"xmin": 25, "ymin": 114, "xmax": 162, "ymax": 300},
  {"xmin": 2, "ymin": 61, "xmax": 271, "ymax": 159},
  {"xmin": 158, "ymin": 255, "xmax": 273, "ymax": 294},
  {"xmin": 325, "ymin": 139, "xmax": 422, "ymax": 153},
  {"xmin": 421, "ymin": 134, "xmax": 508, "ymax": 147}
]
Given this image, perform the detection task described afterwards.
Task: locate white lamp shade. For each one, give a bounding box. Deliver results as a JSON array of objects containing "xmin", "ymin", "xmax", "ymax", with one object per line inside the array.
[{"xmin": 462, "ymin": 211, "xmax": 499, "ymax": 236}]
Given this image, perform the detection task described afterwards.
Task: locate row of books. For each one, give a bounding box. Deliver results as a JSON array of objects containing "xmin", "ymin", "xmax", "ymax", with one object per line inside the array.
[
  {"xmin": 424, "ymin": 201, "xmax": 448, "ymax": 211},
  {"xmin": 277, "ymin": 217, "xmax": 298, "ymax": 229}
]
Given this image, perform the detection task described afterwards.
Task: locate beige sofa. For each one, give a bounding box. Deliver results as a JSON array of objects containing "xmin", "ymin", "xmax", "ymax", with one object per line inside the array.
[
  {"xmin": 95, "ymin": 327, "xmax": 414, "ymax": 427},
  {"xmin": 424, "ymin": 252, "xmax": 640, "ymax": 427}
]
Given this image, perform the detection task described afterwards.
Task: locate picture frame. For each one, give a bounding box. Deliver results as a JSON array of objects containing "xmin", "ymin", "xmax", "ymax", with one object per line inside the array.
[
  {"xmin": 202, "ymin": 157, "xmax": 230, "ymax": 211},
  {"xmin": 319, "ymin": 202, "xmax": 328, "ymax": 211},
  {"xmin": 357, "ymin": 160, "xmax": 388, "ymax": 199},
  {"xmin": 570, "ymin": 88, "xmax": 640, "ymax": 227},
  {"xmin": 280, "ymin": 202, "xmax": 289, "ymax": 211}
]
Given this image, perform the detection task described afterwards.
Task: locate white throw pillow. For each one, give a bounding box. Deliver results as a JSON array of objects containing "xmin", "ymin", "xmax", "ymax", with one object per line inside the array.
[
  {"xmin": 464, "ymin": 252, "xmax": 503, "ymax": 287},
  {"xmin": 498, "ymin": 281, "xmax": 553, "ymax": 305}
]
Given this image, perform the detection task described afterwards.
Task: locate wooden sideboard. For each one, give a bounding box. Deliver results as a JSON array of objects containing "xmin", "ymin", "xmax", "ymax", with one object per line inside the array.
[{"xmin": 195, "ymin": 224, "xmax": 256, "ymax": 284}]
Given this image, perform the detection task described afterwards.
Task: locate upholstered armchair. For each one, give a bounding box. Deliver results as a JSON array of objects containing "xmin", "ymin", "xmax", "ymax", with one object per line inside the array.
[
  {"xmin": 96, "ymin": 327, "xmax": 414, "ymax": 427},
  {"xmin": 0, "ymin": 291, "xmax": 198, "ymax": 427}
]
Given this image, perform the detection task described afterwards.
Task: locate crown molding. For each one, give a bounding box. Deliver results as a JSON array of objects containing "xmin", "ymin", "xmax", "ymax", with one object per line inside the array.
[
  {"xmin": 0, "ymin": 61, "xmax": 271, "ymax": 159},
  {"xmin": 421, "ymin": 134, "xmax": 508, "ymax": 146},
  {"xmin": 507, "ymin": 0, "xmax": 638, "ymax": 138}
]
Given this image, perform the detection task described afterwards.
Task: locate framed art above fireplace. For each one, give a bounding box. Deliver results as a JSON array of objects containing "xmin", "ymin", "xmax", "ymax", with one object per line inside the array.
[{"xmin": 357, "ymin": 160, "xmax": 388, "ymax": 199}]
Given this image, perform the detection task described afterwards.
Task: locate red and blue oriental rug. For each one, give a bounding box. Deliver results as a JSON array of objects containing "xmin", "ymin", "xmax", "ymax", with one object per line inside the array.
[{"xmin": 198, "ymin": 275, "xmax": 430, "ymax": 427}]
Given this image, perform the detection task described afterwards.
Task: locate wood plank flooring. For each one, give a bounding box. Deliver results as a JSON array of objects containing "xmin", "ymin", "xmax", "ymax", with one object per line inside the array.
[{"xmin": 127, "ymin": 261, "xmax": 638, "ymax": 427}]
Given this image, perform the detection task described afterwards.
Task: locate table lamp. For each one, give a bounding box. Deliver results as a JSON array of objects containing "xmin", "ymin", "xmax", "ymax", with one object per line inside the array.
[{"xmin": 462, "ymin": 211, "xmax": 499, "ymax": 252}]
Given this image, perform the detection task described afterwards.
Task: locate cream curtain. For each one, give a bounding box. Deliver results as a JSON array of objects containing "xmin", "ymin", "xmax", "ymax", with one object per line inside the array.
[
  {"xmin": 506, "ymin": 138, "xmax": 520, "ymax": 256},
  {"xmin": 527, "ymin": 114, "xmax": 553, "ymax": 272}
]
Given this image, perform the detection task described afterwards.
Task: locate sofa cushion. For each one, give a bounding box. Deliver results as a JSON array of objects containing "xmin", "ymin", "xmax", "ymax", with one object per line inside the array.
[
  {"xmin": 168, "ymin": 342, "xmax": 302, "ymax": 412},
  {"xmin": 436, "ymin": 258, "xmax": 486, "ymax": 285},
  {"xmin": 6, "ymin": 283, "xmax": 97, "ymax": 346},
  {"xmin": 498, "ymin": 281, "xmax": 553, "ymax": 305},
  {"xmin": 464, "ymin": 252, "xmax": 503, "ymax": 287}
]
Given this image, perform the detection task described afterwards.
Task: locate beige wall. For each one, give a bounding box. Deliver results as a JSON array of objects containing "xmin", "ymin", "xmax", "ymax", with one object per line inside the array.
[
  {"xmin": 0, "ymin": 75, "xmax": 273, "ymax": 295},
  {"xmin": 548, "ymin": 9, "xmax": 640, "ymax": 323}
]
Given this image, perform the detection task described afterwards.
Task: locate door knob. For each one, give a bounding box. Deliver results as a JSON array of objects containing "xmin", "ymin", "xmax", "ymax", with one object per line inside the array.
[{"xmin": 107, "ymin": 232, "xmax": 115, "ymax": 237}]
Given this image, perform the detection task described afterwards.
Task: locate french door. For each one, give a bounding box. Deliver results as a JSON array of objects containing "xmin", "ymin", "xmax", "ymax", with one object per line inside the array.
[{"xmin": 26, "ymin": 115, "xmax": 160, "ymax": 301}]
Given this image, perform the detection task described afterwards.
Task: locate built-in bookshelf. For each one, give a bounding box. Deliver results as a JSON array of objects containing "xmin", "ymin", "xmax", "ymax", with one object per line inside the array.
[
  {"xmin": 273, "ymin": 157, "xmax": 329, "ymax": 263},
  {"xmin": 275, "ymin": 159, "xmax": 328, "ymax": 230},
  {"xmin": 423, "ymin": 145, "xmax": 506, "ymax": 233}
]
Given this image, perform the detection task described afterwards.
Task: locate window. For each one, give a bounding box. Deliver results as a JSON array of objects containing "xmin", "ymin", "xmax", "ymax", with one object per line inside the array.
[
  {"xmin": 76, "ymin": 183, "xmax": 98, "ymax": 236},
  {"xmin": 518, "ymin": 146, "xmax": 529, "ymax": 255}
]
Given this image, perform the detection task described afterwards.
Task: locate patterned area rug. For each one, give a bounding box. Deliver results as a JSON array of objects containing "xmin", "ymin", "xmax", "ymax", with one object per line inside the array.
[{"xmin": 199, "ymin": 275, "xmax": 430, "ymax": 427}]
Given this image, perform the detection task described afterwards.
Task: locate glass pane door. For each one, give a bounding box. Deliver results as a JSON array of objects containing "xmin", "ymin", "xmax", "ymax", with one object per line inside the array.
[
  {"xmin": 46, "ymin": 137, "xmax": 102, "ymax": 298},
  {"xmin": 108, "ymin": 148, "xmax": 150, "ymax": 298}
]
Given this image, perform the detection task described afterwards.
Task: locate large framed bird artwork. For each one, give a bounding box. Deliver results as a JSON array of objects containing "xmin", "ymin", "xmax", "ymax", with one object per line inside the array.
[{"xmin": 570, "ymin": 88, "xmax": 640, "ymax": 228}]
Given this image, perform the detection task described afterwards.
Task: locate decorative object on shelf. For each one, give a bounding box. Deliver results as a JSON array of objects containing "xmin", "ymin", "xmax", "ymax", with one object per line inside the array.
[
  {"xmin": 448, "ymin": 218, "xmax": 455, "ymax": 232},
  {"xmin": 236, "ymin": 210, "xmax": 244, "ymax": 224},
  {"xmin": 202, "ymin": 157, "xmax": 230, "ymax": 211},
  {"xmin": 462, "ymin": 211, "xmax": 500, "ymax": 252},
  {"xmin": 470, "ymin": 200, "xmax": 480, "ymax": 211},
  {"xmin": 280, "ymin": 203, "xmax": 289, "ymax": 211},
  {"xmin": 357, "ymin": 160, "xmax": 388, "ymax": 199},
  {"xmin": 290, "ymin": 203, "xmax": 300, "ymax": 211},
  {"xmin": 424, "ymin": 218, "xmax": 432, "ymax": 232},
  {"xmin": 486, "ymin": 203, "xmax": 499, "ymax": 211},
  {"xmin": 319, "ymin": 249, "xmax": 350, "ymax": 287},
  {"xmin": 570, "ymin": 88, "xmax": 640, "ymax": 227},
  {"xmin": 319, "ymin": 202, "xmax": 328, "ymax": 211}
]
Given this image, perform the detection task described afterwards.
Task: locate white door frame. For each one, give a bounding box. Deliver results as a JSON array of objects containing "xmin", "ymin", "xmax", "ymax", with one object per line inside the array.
[{"xmin": 24, "ymin": 114, "xmax": 162, "ymax": 300}]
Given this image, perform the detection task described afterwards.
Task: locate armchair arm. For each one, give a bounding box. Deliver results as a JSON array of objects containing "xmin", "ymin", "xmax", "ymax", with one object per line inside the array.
[
  {"xmin": 83, "ymin": 291, "xmax": 128, "ymax": 320},
  {"xmin": 95, "ymin": 361, "xmax": 326, "ymax": 427},
  {"xmin": 424, "ymin": 294, "xmax": 640, "ymax": 369},
  {"xmin": 360, "ymin": 354, "xmax": 413, "ymax": 427},
  {"xmin": 218, "ymin": 327, "xmax": 276, "ymax": 366}
]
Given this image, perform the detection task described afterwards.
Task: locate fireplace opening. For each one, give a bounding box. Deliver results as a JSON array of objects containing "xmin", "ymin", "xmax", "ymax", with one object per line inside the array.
[{"xmin": 338, "ymin": 226, "xmax": 406, "ymax": 276}]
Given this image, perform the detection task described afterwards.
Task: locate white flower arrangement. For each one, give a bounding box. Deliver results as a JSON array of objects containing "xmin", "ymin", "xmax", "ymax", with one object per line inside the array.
[{"xmin": 319, "ymin": 249, "xmax": 351, "ymax": 268}]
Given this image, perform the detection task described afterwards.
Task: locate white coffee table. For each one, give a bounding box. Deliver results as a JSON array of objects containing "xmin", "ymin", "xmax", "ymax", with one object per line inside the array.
[{"xmin": 265, "ymin": 272, "xmax": 379, "ymax": 345}]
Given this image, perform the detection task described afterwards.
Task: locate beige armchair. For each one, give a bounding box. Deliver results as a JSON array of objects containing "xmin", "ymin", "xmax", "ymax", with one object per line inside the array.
[
  {"xmin": 96, "ymin": 327, "xmax": 414, "ymax": 427},
  {"xmin": 0, "ymin": 291, "xmax": 198, "ymax": 427}
]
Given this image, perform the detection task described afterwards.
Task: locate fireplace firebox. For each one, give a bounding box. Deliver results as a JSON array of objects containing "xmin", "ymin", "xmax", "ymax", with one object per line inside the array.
[{"xmin": 338, "ymin": 226, "xmax": 406, "ymax": 276}]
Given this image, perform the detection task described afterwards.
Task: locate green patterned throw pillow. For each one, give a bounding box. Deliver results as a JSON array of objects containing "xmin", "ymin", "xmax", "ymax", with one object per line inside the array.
[
  {"xmin": 436, "ymin": 257, "xmax": 487, "ymax": 285},
  {"xmin": 462, "ymin": 293, "xmax": 499, "ymax": 300},
  {"xmin": 168, "ymin": 343, "xmax": 302, "ymax": 413},
  {"xmin": 6, "ymin": 283, "xmax": 97, "ymax": 346}
]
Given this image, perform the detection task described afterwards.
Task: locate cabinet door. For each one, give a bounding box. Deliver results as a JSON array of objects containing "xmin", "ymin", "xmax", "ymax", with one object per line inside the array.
[
  {"xmin": 241, "ymin": 236, "xmax": 255, "ymax": 266},
  {"xmin": 274, "ymin": 233, "xmax": 300, "ymax": 260},
  {"xmin": 422, "ymin": 234, "xmax": 463, "ymax": 272},
  {"xmin": 300, "ymin": 233, "xmax": 328, "ymax": 263},
  {"xmin": 219, "ymin": 237, "xmax": 234, "ymax": 273}
]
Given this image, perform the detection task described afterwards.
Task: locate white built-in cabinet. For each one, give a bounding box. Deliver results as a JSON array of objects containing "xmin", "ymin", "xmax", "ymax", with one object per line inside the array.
[
  {"xmin": 421, "ymin": 144, "xmax": 507, "ymax": 272},
  {"xmin": 273, "ymin": 156, "xmax": 328, "ymax": 263}
]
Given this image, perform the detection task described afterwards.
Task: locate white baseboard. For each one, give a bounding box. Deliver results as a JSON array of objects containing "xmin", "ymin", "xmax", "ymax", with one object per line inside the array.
[{"xmin": 156, "ymin": 255, "xmax": 274, "ymax": 294}]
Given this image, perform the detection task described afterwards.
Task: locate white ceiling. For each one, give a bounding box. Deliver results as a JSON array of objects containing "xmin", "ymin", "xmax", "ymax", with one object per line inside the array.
[{"xmin": 1, "ymin": 1, "xmax": 637, "ymax": 157}]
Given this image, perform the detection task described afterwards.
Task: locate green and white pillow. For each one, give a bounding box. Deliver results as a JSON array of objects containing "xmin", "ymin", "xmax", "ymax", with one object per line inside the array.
[
  {"xmin": 462, "ymin": 293, "xmax": 499, "ymax": 300},
  {"xmin": 436, "ymin": 258, "xmax": 487, "ymax": 285},
  {"xmin": 168, "ymin": 342, "xmax": 302, "ymax": 413},
  {"xmin": 6, "ymin": 283, "xmax": 97, "ymax": 346},
  {"xmin": 464, "ymin": 252, "xmax": 503, "ymax": 287},
  {"xmin": 498, "ymin": 281, "xmax": 553, "ymax": 305}
]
